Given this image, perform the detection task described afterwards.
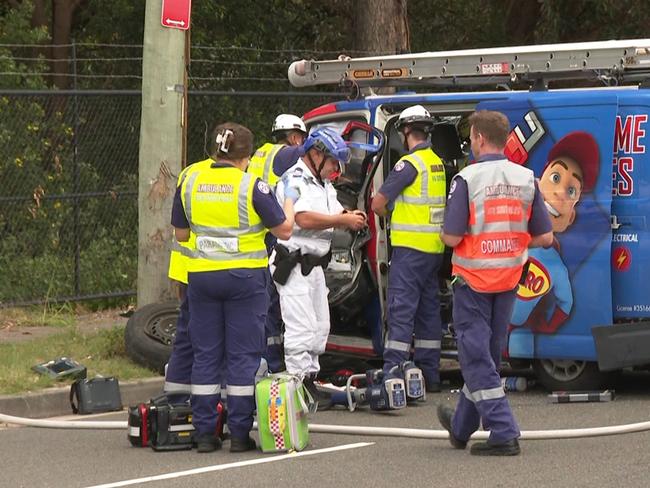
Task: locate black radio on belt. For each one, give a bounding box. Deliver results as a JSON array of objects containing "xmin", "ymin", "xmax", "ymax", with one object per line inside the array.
[{"xmin": 128, "ymin": 395, "xmax": 226, "ymax": 451}]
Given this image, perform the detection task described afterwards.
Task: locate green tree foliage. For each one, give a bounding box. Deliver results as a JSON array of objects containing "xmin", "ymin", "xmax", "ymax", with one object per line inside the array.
[{"xmin": 409, "ymin": 0, "xmax": 650, "ymax": 51}]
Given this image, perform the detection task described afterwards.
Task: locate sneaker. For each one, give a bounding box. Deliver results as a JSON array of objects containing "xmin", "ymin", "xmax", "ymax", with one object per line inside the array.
[
  {"xmin": 470, "ymin": 439, "xmax": 521, "ymax": 456},
  {"xmin": 230, "ymin": 436, "xmax": 257, "ymax": 453},
  {"xmin": 436, "ymin": 404, "xmax": 467, "ymax": 450},
  {"xmin": 194, "ymin": 433, "xmax": 222, "ymax": 453}
]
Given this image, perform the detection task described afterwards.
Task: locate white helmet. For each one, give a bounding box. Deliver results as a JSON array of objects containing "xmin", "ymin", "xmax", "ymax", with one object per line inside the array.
[
  {"xmin": 395, "ymin": 105, "xmax": 434, "ymax": 131},
  {"xmin": 272, "ymin": 114, "xmax": 307, "ymax": 136}
]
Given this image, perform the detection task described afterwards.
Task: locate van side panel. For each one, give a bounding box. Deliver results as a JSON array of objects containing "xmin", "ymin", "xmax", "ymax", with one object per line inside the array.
[
  {"xmin": 482, "ymin": 93, "xmax": 618, "ymax": 361},
  {"xmin": 612, "ymin": 93, "xmax": 650, "ymax": 319}
]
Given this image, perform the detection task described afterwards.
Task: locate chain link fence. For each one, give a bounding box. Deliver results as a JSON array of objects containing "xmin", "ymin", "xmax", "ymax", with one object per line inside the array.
[{"xmin": 0, "ymin": 89, "xmax": 341, "ymax": 306}]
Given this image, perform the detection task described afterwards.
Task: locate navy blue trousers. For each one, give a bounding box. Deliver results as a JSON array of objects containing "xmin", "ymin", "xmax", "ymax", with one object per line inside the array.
[
  {"xmin": 451, "ymin": 282, "xmax": 520, "ymax": 444},
  {"xmin": 263, "ymin": 275, "xmax": 284, "ymax": 373},
  {"xmin": 164, "ymin": 284, "xmax": 192, "ymax": 403},
  {"xmin": 188, "ymin": 268, "xmax": 268, "ymax": 439},
  {"xmin": 383, "ymin": 247, "xmax": 443, "ymax": 385}
]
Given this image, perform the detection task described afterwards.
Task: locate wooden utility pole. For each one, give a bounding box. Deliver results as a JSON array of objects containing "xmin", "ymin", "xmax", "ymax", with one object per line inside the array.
[{"xmin": 138, "ymin": 0, "xmax": 187, "ymax": 306}]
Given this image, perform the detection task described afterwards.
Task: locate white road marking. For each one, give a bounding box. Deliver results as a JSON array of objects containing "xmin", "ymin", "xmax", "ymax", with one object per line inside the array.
[{"xmin": 84, "ymin": 442, "xmax": 374, "ymax": 488}]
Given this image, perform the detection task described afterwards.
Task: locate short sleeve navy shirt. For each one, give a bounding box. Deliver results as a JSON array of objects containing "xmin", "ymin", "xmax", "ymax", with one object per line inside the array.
[{"xmin": 273, "ymin": 145, "xmax": 304, "ymax": 178}]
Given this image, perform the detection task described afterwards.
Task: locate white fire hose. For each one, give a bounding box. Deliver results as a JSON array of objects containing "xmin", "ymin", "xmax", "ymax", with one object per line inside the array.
[{"xmin": 2, "ymin": 412, "xmax": 650, "ymax": 440}]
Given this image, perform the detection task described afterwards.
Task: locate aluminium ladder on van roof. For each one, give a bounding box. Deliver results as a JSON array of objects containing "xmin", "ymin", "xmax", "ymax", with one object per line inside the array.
[{"xmin": 288, "ymin": 39, "xmax": 650, "ymax": 90}]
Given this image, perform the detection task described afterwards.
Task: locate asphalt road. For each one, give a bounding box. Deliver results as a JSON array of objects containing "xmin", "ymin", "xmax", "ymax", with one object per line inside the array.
[{"xmin": 3, "ymin": 372, "xmax": 650, "ymax": 488}]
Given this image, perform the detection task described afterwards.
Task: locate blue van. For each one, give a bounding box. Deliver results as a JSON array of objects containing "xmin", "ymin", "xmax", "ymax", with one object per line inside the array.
[{"xmin": 291, "ymin": 40, "xmax": 650, "ymax": 391}]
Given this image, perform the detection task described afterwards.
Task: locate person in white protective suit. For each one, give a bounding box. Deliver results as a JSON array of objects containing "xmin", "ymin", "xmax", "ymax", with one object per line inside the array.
[{"xmin": 270, "ymin": 127, "xmax": 366, "ymax": 405}]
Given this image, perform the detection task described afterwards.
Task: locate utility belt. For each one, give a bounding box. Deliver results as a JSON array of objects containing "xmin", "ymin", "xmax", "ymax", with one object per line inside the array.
[{"xmin": 272, "ymin": 244, "xmax": 331, "ymax": 285}]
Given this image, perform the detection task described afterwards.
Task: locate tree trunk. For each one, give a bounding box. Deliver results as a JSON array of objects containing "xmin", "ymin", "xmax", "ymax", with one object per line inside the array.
[
  {"xmin": 29, "ymin": 0, "xmax": 50, "ymax": 72},
  {"xmin": 51, "ymin": 0, "xmax": 82, "ymax": 89},
  {"xmin": 505, "ymin": 0, "xmax": 541, "ymax": 45},
  {"xmin": 353, "ymin": 0, "xmax": 410, "ymax": 55},
  {"xmin": 31, "ymin": 0, "xmax": 48, "ymax": 28}
]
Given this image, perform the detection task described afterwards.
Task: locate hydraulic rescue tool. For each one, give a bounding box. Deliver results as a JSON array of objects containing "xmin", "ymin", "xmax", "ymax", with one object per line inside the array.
[
  {"xmin": 400, "ymin": 361, "xmax": 426, "ymax": 403},
  {"xmin": 335, "ymin": 367, "xmax": 406, "ymax": 412}
]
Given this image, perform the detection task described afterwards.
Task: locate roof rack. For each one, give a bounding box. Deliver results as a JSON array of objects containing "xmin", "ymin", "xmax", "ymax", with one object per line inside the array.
[{"xmin": 288, "ymin": 39, "xmax": 650, "ymax": 90}]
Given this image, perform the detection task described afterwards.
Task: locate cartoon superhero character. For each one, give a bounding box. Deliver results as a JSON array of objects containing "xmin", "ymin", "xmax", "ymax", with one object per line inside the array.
[{"xmin": 508, "ymin": 131, "xmax": 600, "ymax": 356}]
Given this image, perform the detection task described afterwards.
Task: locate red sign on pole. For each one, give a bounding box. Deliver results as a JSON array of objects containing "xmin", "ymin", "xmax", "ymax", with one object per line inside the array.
[{"xmin": 161, "ymin": 0, "xmax": 192, "ymax": 30}]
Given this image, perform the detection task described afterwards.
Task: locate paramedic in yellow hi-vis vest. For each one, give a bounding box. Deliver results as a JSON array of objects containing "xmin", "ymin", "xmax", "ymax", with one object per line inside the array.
[
  {"xmin": 164, "ymin": 158, "xmax": 213, "ymax": 404},
  {"xmin": 172, "ymin": 122, "xmax": 299, "ymax": 454},
  {"xmin": 371, "ymin": 105, "xmax": 447, "ymax": 393},
  {"xmin": 248, "ymin": 114, "xmax": 307, "ymax": 373}
]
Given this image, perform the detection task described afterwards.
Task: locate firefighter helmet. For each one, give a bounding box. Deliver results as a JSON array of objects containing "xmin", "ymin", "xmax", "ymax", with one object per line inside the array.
[
  {"xmin": 395, "ymin": 105, "xmax": 434, "ymax": 132},
  {"xmin": 271, "ymin": 114, "xmax": 307, "ymax": 136}
]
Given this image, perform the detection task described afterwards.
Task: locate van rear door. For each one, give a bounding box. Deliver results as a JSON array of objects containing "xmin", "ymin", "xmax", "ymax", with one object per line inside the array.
[{"xmin": 477, "ymin": 92, "xmax": 618, "ymax": 362}]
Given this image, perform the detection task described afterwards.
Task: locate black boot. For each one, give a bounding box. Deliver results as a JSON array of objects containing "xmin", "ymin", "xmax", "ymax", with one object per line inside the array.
[
  {"xmin": 436, "ymin": 404, "xmax": 467, "ymax": 449},
  {"xmin": 470, "ymin": 439, "xmax": 521, "ymax": 456},
  {"xmin": 194, "ymin": 433, "xmax": 222, "ymax": 453},
  {"xmin": 230, "ymin": 436, "xmax": 257, "ymax": 453}
]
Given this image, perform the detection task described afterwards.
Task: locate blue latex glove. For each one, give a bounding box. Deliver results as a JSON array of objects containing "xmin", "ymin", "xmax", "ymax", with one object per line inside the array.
[
  {"xmin": 281, "ymin": 173, "xmax": 302, "ymax": 203},
  {"xmin": 284, "ymin": 183, "xmax": 301, "ymax": 203}
]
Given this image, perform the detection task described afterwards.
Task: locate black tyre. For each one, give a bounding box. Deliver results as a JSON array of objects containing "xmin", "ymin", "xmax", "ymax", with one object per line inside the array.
[
  {"xmin": 533, "ymin": 359, "xmax": 604, "ymax": 391},
  {"xmin": 124, "ymin": 301, "xmax": 179, "ymax": 374}
]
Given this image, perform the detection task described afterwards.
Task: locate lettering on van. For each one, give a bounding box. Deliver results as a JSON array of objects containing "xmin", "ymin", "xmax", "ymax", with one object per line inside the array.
[
  {"xmin": 612, "ymin": 233, "xmax": 638, "ymax": 242},
  {"xmin": 612, "ymin": 114, "xmax": 647, "ymax": 197}
]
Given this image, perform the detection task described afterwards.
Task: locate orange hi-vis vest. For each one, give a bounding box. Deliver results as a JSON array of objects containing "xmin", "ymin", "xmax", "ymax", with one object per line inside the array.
[{"xmin": 451, "ymin": 158, "xmax": 535, "ymax": 293}]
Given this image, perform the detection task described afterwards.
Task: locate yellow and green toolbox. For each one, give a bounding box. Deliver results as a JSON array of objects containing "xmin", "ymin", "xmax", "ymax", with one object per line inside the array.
[{"xmin": 255, "ymin": 373, "xmax": 312, "ymax": 453}]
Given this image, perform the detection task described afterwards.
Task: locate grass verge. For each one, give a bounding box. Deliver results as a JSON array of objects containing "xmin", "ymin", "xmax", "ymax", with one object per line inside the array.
[
  {"xmin": 1, "ymin": 303, "xmax": 77, "ymax": 329},
  {"xmin": 0, "ymin": 325, "xmax": 157, "ymax": 396}
]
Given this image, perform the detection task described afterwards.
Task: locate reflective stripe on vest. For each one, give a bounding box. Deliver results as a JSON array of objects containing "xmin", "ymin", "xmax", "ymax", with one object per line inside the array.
[
  {"xmin": 390, "ymin": 149, "xmax": 446, "ymax": 254},
  {"xmin": 451, "ymin": 159, "xmax": 534, "ymax": 292},
  {"xmin": 181, "ymin": 166, "xmax": 267, "ymax": 271},
  {"xmin": 168, "ymin": 159, "xmax": 214, "ymax": 283},
  {"xmin": 248, "ymin": 143, "xmax": 283, "ymax": 186}
]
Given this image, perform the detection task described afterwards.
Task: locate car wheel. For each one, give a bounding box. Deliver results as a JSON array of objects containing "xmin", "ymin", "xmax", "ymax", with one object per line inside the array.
[
  {"xmin": 124, "ymin": 301, "xmax": 179, "ymax": 374},
  {"xmin": 533, "ymin": 359, "xmax": 603, "ymax": 391}
]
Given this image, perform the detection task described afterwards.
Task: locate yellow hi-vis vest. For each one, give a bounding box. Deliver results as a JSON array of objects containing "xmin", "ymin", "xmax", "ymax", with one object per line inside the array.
[
  {"xmin": 168, "ymin": 159, "xmax": 214, "ymax": 284},
  {"xmin": 390, "ymin": 148, "xmax": 446, "ymax": 254},
  {"xmin": 248, "ymin": 143, "xmax": 284, "ymax": 186},
  {"xmin": 180, "ymin": 165, "xmax": 268, "ymax": 272}
]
